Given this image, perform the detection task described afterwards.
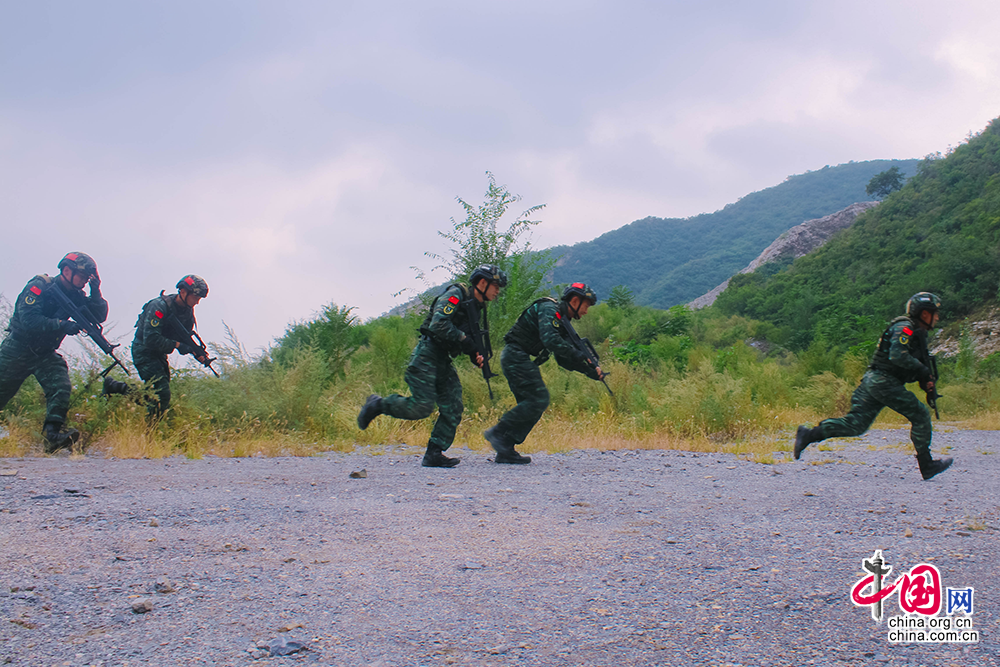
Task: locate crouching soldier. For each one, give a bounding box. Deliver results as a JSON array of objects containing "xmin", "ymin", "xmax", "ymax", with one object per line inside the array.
[
  {"xmin": 484, "ymin": 282, "xmax": 605, "ymax": 464},
  {"xmin": 794, "ymin": 292, "xmax": 953, "ymax": 480},
  {"xmin": 0, "ymin": 252, "xmax": 107, "ymax": 451},
  {"xmin": 104, "ymin": 275, "xmax": 210, "ymax": 418},
  {"xmin": 357, "ymin": 265, "xmax": 507, "ymax": 468}
]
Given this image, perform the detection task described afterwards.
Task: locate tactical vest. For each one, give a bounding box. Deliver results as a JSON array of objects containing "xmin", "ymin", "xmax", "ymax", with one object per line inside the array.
[
  {"xmin": 504, "ymin": 297, "xmax": 561, "ymax": 356},
  {"xmin": 6, "ymin": 275, "xmax": 61, "ymax": 348},
  {"xmin": 418, "ymin": 283, "xmax": 476, "ymax": 346},
  {"xmin": 869, "ymin": 315, "xmax": 928, "ymax": 380},
  {"xmin": 134, "ymin": 293, "xmax": 193, "ymax": 348}
]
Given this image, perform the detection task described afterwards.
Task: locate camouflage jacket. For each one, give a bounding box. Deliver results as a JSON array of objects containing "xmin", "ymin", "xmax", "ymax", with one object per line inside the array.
[
  {"xmin": 504, "ymin": 298, "xmax": 594, "ymax": 376},
  {"xmin": 133, "ymin": 292, "xmax": 195, "ymax": 357},
  {"xmin": 5, "ymin": 274, "xmax": 108, "ymax": 352},
  {"xmin": 869, "ymin": 316, "xmax": 933, "ymax": 384},
  {"xmin": 418, "ymin": 283, "xmax": 483, "ymax": 357}
]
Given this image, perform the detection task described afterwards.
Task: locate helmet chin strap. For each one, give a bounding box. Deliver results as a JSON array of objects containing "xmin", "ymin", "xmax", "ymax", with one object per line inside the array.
[
  {"xmin": 474, "ymin": 281, "xmax": 489, "ymax": 302},
  {"xmin": 567, "ymin": 298, "xmax": 581, "ymax": 320}
]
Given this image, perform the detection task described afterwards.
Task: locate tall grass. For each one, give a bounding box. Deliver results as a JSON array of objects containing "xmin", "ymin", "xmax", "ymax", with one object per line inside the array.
[{"xmin": 3, "ymin": 306, "xmax": 999, "ymax": 460}]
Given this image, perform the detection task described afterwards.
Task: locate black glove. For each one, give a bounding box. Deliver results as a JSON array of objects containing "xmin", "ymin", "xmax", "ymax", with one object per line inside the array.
[
  {"xmin": 61, "ymin": 320, "xmax": 83, "ymax": 336},
  {"xmin": 460, "ymin": 336, "xmax": 478, "ymax": 356},
  {"xmin": 177, "ymin": 343, "xmax": 195, "ymax": 356}
]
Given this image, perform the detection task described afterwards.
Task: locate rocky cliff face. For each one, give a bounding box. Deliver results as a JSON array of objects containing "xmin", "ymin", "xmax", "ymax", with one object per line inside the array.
[
  {"xmin": 688, "ymin": 201, "xmax": 879, "ymax": 309},
  {"xmin": 931, "ymin": 306, "xmax": 1000, "ymax": 359}
]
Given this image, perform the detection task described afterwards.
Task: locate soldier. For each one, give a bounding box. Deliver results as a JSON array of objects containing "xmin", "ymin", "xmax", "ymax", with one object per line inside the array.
[
  {"xmin": 794, "ymin": 292, "xmax": 953, "ymax": 480},
  {"xmin": 104, "ymin": 275, "xmax": 210, "ymax": 418},
  {"xmin": 0, "ymin": 252, "xmax": 107, "ymax": 452},
  {"xmin": 357, "ymin": 264, "xmax": 507, "ymax": 468},
  {"xmin": 484, "ymin": 282, "xmax": 605, "ymax": 464}
]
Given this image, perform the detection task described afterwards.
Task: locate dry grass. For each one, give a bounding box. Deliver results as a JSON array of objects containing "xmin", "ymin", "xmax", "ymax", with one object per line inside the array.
[
  {"xmin": 952, "ymin": 410, "xmax": 1000, "ymax": 430},
  {"xmin": 0, "ymin": 418, "xmax": 38, "ymax": 458}
]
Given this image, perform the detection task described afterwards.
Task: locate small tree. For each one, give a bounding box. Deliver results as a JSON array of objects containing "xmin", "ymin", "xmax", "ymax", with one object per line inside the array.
[
  {"xmin": 272, "ymin": 302, "xmax": 362, "ymax": 380},
  {"xmin": 417, "ymin": 172, "xmax": 554, "ymax": 347},
  {"xmin": 866, "ymin": 166, "xmax": 905, "ymax": 199},
  {"xmin": 607, "ymin": 285, "xmax": 635, "ymax": 310}
]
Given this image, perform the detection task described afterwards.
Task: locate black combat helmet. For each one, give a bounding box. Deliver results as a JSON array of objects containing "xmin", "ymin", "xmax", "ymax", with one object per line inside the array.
[
  {"xmin": 906, "ymin": 292, "xmax": 941, "ymax": 319},
  {"xmin": 469, "ymin": 264, "xmax": 509, "ymax": 288},
  {"xmin": 57, "ymin": 252, "xmax": 97, "ymax": 278},
  {"xmin": 177, "ymin": 274, "xmax": 209, "ymax": 298},
  {"xmin": 561, "ymin": 282, "xmax": 598, "ymax": 305}
]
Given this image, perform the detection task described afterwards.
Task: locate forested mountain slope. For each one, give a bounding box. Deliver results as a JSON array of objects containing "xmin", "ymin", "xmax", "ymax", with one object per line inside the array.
[
  {"xmin": 713, "ymin": 117, "xmax": 1000, "ymax": 351},
  {"xmin": 550, "ymin": 159, "xmax": 918, "ymax": 308}
]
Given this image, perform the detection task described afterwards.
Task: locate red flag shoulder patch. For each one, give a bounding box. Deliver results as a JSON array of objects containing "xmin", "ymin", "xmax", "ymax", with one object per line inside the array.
[
  {"xmin": 555, "ymin": 312, "xmax": 562, "ymax": 319},
  {"xmin": 447, "ymin": 296, "xmax": 460, "ymax": 305},
  {"xmin": 29, "ymin": 285, "xmax": 42, "ymax": 296},
  {"xmin": 154, "ymin": 310, "xmax": 164, "ymax": 319},
  {"xmin": 902, "ymin": 327, "xmax": 913, "ymax": 335}
]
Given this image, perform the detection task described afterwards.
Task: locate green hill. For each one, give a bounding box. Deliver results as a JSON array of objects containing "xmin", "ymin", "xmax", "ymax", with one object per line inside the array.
[
  {"xmin": 713, "ymin": 117, "xmax": 1000, "ymax": 351},
  {"xmin": 550, "ymin": 159, "xmax": 919, "ymax": 307}
]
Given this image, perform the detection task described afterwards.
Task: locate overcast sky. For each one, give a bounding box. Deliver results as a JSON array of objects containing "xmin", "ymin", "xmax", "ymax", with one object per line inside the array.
[{"xmin": 2, "ymin": 1, "xmax": 999, "ymax": 355}]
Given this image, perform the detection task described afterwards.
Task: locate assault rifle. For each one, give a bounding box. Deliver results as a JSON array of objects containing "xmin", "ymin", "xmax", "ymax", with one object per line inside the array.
[
  {"xmin": 560, "ymin": 316, "xmax": 613, "ymax": 396},
  {"xmin": 926, "ymin": 355, "xmax": 942, "ymax": 419},
  {"xmin": 157, "ymin": 292, "xmax": 220, "ymax": 377},
  {"xmin": 462, "ymin": 297, "xmax": 498, "ymax": 400},
  {"xmin": 48, "ymin": 285, "xmax": 130, "ymax": 377}
]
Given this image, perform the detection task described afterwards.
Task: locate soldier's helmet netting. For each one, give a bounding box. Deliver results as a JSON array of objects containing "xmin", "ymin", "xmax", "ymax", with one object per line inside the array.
[
  {"xmin": 470, "ymin": 264, "xmax": 509, "ymax": 288},
  {"xmin": 561, "ymin": 282, "xmax": 598, "ymax": 305},
  {"xmin": 906, "ymin": 292, "xmax": 941, "ymax": 319},
  {"xmin": 177, "ymin": 275, "xmax": 209, "ymax": 298},
  {"xmin": 57, "ymin": 252, "xmax": 98, "ymax": 278}
]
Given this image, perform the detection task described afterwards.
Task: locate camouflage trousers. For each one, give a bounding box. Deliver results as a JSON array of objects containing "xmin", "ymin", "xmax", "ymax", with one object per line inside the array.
[
  {"xmin": 381, "ymin": 339, "xmax": 463, "ymax": 451},
  {"xmin": 0, "ymin": 336, "xmax": 72, "ymax": 426},
  {"xmin": 818, "ymin": 370, "xmax": 932, "ymax": 456},
  {"xmin": 133, "ymin": 348, "xmax": 171, "ymax": 419},
  {"xmin": 494, "ymin": 345, "xmax": 550, "ymax": 445}
]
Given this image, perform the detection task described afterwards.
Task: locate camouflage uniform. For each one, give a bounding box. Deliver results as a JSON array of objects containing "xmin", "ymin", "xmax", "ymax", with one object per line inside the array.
[
  {"xmin": 0, "ymin": 274, "xmax": 108, "ymax": 426},
  {"xmin": 380, "ymin": 284, "xmax": 483, "ymax": 452},
  {"xmin": 493, "ymin": 298, "xmax": 599, "ymax": 445},
  {"xmin": 131, "ymin": 292, "xmax": 195, "ymax": 417},
  {"xmin": 815, "ymin": 316, "xmax": 934, "ymax": 455}
]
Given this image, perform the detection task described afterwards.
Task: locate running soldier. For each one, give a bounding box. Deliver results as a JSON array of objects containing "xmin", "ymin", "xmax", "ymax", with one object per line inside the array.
[
  {"xmin": 104, "ymin": 275, "xmax": 210, "ymax": 418},
  {"xmin": 484, "ymin": 282, "xmax": 605, "ymax": 464},
  {"xmin": 0, "ymin": 252, "xmax": 107, "ymax": 451},
  {"xmin": 794, "ymin": 292, "xmax": 953, "ymax": 480},
  {"xmin": 357, "ymin": 265, "xmax": 507, "ymax": 468}
]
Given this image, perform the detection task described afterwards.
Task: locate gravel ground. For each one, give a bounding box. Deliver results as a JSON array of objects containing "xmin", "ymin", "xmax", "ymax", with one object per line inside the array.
[{"xmin": 1, "ymin": 428, "xmax": 997, "ymax": 667}]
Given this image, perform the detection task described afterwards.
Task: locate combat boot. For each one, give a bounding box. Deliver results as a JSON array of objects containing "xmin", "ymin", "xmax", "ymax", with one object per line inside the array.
[
  {"xmin": 103, "ymin": 376, "xmax": 130, "ymax": 396},
  {"xmin": 422, "ymin": 445, "xmax": 460, "ymax": 468},
  {"xmin": 916, "ymin": 452, "xmax": 953, "ymax": 480},
  {"xmin": 357, "ymin": 394, "xmax": 383, "ymax": 430},
  {"xmin": 42, "ymin": 422, "xmax": 80, "ymax": 454},
  {"xmin": 484, "ymin": 426, "xmax": 531, "ymax": 465},
  {"xmin": 793, "ymin": 425, "xmax": 822, "ymax": 460}
]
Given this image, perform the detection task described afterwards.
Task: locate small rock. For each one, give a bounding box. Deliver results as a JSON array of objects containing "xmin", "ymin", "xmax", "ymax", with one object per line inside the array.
[
  {"xmin": 266, "ymin": 635, "xmax": 306, "ymax": 656},
  {"xmin": 349, "ymin": 469, "xmax": 367, "ymax": 479},
  {"xmin": 904, "ymin": 528, "xmax": 913, "ymax": 538},
  {"xmin": 131, "ymin": 598, "xmax": 154, "ymax": 614},
  {"xmin": 462, "ymin": 561, "xmax": 483, "ymax": 570},
  {"xmin": 0, "ymin": 469, "xmax": 18, "ymax": 476},
  {"xmin": 154, "ymin": 577, "xmax": 176, "ymax": 594},
  {"xmin": 278, "ymin": 622, "xmax": 304, "ymax": 632},
  {"xmin": 149, "ymin": 518, "xmax": 159, "ymax": 527},
  {"xmin": 957, "ymin": 531, "xmax": 971, "ymax": 537}
]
